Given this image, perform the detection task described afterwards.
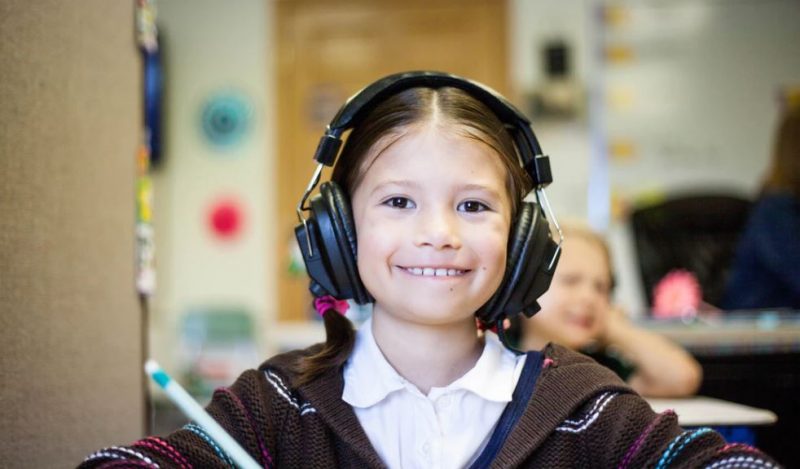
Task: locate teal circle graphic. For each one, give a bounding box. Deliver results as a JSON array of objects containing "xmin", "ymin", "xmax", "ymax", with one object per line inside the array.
[{"xmin": 201, "ymin": 92, "xmax": 252, "ymax": 148}]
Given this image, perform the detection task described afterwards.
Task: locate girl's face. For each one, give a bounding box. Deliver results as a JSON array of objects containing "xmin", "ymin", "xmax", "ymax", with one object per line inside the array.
[
  {"xmin": 524, "ymin": 236, "xmax": 612, "ymax": 349},
  {"xmin": 350, "ymin": 123, "xmax": 513, "ymax": 327}
]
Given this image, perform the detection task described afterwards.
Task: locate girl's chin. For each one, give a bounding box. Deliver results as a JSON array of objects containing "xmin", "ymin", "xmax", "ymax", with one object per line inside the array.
[
  {"xmin": 560, "ymin": 331, "xmax": 596, "ymax": 350},
  {"xmin": 569, "ymin": 340, "xmax": 594, "ymax": 351},
  {"xmin": 379, "ymin": 304, "xmax": 479, "ymax": 326}
]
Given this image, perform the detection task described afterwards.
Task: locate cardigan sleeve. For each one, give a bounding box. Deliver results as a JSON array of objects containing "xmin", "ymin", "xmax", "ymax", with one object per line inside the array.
[
  {"xmin": 577, "ymin": 392, "xmax": 781, "ymax": 468},
  {"xmin": 78, "ymin": 368, "xmax": 287, "ymax": 468}
]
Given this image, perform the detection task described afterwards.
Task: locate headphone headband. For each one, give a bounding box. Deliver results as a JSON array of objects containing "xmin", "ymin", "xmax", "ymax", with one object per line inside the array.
[
  {"xmin": 311, "ymin": 71, "xmax": 552, "ymax": 188},
  {"xmin": 330, "ymin": 71, "xmax": 529, "ymax": 134}
]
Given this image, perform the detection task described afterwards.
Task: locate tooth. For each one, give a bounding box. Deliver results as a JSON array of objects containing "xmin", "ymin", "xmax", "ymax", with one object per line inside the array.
[
  {"xmin": 448, "ymin": 269, "xmax": 457, "ymax": 276},
  {"xmin": 423, "ymin": 268, "xmax": 434, "ymax": 276},
  {"xmin": 435, "ymin": 268, "xmax": 447, "ymax": 276},
  {"xmin": 411, "ymin": 268, "xmax": 422, "ymax": 275}
]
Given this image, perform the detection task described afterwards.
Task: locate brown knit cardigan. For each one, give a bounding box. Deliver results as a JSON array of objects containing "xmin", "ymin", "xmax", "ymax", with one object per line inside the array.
[{"xmin": 79, "ymin": 344, "xmax": 780, "ymax": 468}]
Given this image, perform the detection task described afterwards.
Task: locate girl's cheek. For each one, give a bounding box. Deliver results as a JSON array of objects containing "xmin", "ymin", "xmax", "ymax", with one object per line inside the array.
[
  {"xmin": 535, "ymin": 292, "xmax": 558, "ymax": 317},
  {"xmin": 474, "ymin": 220, "xmax": 510, "ymax": 245},
  {"xmin": 540, "ymin": 283, "xmax": 564, "ymax": 304},
  {"xmin": 535, "ymin": 288, "xmax": 551, "ymax": 306}
]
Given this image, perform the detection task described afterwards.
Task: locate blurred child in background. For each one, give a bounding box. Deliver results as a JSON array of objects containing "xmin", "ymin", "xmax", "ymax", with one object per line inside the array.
[{"xmin": 521, "ymin": 223, "xmax": 703, "ymax": 397}]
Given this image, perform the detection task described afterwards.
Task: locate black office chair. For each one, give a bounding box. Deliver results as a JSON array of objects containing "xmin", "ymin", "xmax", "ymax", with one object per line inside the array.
[{"xmin": 630, "ymin": 193, "xmax": 752, "ymax": 309}]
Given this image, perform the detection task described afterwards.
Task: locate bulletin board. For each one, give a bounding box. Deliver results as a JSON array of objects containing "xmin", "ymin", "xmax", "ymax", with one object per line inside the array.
[
  {"xmin": 591, "ymin": 0, "xmax": 800, "ymax": 313},
  {"xmin": 593, "ymin": 0, "xmax": 800, "ymax": 217}
]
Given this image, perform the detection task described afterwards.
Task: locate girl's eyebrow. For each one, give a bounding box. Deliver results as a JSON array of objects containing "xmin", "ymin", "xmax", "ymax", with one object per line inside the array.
[
  {"xmin": 459, "ymin": 183, "xmax": 503, "ymax": 200},
  {"xmin": 369, "ymin": 180, "xmax": 421, "ymax": 196},
  {"xmin": 369, "ymin": 181, "xmax": 503, "ymax": 200}
]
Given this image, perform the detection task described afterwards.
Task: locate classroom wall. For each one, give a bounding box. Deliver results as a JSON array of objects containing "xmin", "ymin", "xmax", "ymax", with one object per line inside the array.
[
  {"xmin": 0, "ymin": 1, "xmax": 143, "ymax": 466},
  {"xmin": 509, "ymin": 0, "xmax": 593, "ymax": 221},
  {"xmin": 509, "ymin": 0, "xmax": 800, "ymax": 313},
  {"xmin": 599, "ymin": 0, "xmax": 800, "ymax": 313},
  {"xmin": 150, "ymin": 0, "xmax": 274, "ymax": 389}
]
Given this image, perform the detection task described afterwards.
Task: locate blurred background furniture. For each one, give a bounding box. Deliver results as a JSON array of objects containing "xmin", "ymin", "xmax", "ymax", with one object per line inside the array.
[
  {"xmin": 630, "ymin": 193, "xmax": 752, "ymax": 308},
  {"xmin": 647, "ymin": 395, "xmax": 777, "ymax": 447},
  {"xmin": 646, "ymin": 396, "xmax": 776, "ymax": 428},
  {"xmin": 639, "ymin": 311, "xmax": 800, "ymax": 467}
]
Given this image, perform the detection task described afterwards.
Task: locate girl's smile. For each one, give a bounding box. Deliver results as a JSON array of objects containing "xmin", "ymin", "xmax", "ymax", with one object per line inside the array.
[
  {"xmin": 397, "ymin": 266, "xmax": 470, "ymax": 278},
  {"xmin": 566, "ymin": 314, "xmax": 595, "ymax": 330}
]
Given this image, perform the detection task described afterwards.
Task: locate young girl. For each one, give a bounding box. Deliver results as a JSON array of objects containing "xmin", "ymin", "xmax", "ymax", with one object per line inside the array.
[
  {"xmin": 80, "ymin": 72, "xmax": 777, "ymax": 468},
  {"xmin": 520, "ymin": 223, "xmax": 703, "ymax": 397}
]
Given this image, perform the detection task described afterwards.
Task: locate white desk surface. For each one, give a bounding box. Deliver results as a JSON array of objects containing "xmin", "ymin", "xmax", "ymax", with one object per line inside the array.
[{"xmin": 645, "ymin": 396, "xmax": 777, "ymax": 427}]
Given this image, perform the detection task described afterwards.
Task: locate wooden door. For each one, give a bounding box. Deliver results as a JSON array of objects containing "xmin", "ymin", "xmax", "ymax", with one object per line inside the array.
[{"xmin": 275, "ymin": 0, "xmax": 510, "ymax": 321}]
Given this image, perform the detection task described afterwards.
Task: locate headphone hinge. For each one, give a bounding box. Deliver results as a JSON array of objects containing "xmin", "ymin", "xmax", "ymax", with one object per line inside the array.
[
  {"xmin": 297, "ymin": 163, "xmax": 326, "ymax": 256},
  {"xmin": 524, "ymin": 154, "xmax": 553, "ymax": 188},
  {"xmin": 314, "ymin": 132, "xmax": 342, "ymax": 166}
]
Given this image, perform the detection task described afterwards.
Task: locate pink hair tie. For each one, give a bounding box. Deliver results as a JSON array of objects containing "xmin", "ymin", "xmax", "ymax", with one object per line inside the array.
[{"xmin": 314, "ymin": 295, "xmax": 350, "ymax": 317}]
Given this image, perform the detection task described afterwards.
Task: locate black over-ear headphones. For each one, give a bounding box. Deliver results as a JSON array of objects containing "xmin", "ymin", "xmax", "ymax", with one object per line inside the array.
[{"xmin": 294, "ymin": 71, "xmax": 562, "ymax": 326}]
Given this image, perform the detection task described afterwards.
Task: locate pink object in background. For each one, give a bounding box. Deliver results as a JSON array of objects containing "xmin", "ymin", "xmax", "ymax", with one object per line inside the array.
[
  {"xmin": 208, "ymin": 197, "xmax": 244, "ymax": 240},
  {"xmin": 652, "ymin": 269, "xmax": 702, "ymax": 318}
]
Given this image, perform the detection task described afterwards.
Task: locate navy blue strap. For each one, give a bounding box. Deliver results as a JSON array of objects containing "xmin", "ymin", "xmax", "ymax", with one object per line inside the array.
[{"xmin": 468, "ymin": 351, "xmax": 543, "ymax": 469}]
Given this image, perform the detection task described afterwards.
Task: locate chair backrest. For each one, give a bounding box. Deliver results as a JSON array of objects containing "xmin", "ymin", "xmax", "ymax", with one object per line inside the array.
[{"xmin": 630, "ymin": 194, "xmax": 752, "ymax": 309}]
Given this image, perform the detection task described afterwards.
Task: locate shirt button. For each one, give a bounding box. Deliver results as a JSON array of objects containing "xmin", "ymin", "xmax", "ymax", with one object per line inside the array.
[
  {"xmin": 422, "ymin": 442, "xmax": 431, "ymax": 454},
  {"xmin": 438, "ymin": 396, "xmax": 451, "ymax": 409}
]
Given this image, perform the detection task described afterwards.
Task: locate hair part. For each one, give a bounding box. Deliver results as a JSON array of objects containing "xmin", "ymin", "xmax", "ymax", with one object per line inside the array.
[{"xmin": 292, "ymin": 86, "xmax": 533, "ymax": 386}]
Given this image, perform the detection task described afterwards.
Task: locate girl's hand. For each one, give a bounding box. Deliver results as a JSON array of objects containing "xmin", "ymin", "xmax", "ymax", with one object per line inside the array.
[
  {"xmin": 597, "ymin": 306, "xmax": 702, "ymax": 397},
  {"xmin": 598, "ymin": 305, "xmax": 631, "ymax": 347}
]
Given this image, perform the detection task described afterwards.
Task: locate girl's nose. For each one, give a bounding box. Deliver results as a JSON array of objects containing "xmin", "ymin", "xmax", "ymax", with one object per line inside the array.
[
  {"xmin": 576, "ymin": 281, "xmax": 605, "ymax": 308},
  {"xmin": 413, "ymin": 207, "xmax": 462, "ymax": 250}
]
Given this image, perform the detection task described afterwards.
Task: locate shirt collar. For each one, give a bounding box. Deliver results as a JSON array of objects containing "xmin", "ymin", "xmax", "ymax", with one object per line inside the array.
[
  {"xmin": 342, "ymin": 318, "xmax": 524, "ymax": 408},
  {"xmin": 342, "ymin": 317, "xmax": 407, "ymax": 408},
  {"xmin": 441, "ymin": 331, "xmax": 523, "ymax": 403}
]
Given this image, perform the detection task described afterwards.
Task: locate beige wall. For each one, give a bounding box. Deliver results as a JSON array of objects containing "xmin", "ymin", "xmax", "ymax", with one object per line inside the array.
[
  {"xmin": 0, "ymin": 1, "xmax": 144, "ymax": 467},
  {"xmin": 151, "ymin": 0, "xmax": 274, "ymax": 376}
]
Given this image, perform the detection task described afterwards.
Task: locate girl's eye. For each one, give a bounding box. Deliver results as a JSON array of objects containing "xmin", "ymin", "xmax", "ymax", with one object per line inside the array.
[
  {"xmin": 458, "ymin": 200, "xmax": 489, "ymax": 213},
  {"xmin": 383, "ymin": 196, "xmax": 415, "ymax": 209},
  {"xmin": 559, "ymin": 273, "xmax": 581, "ymax": 287},
  {"xmin": 593, "ymin": 280, "xmax": 611, "ymax": 296}
]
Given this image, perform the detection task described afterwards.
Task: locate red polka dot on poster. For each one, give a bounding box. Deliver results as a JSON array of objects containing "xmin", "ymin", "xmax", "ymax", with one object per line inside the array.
[{"xmin": 207, "ymin": 197, "xmax": 245, "ymax": 241}]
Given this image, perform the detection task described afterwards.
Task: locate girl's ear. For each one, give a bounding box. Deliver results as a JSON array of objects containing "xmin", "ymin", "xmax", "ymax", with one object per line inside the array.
[{"xmin": 295, "ymin": 181, "xmax": 372, "ymax": 305}]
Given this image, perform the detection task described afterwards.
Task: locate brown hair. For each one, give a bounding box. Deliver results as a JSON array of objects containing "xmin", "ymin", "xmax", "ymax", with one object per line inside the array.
[
  {"xmin": 763, "ymin": 108, "xmax": 800, "ymax": 198},
  {"xmin": 292, "ymin": 86, "xmax": 533, "ymax": 386}
]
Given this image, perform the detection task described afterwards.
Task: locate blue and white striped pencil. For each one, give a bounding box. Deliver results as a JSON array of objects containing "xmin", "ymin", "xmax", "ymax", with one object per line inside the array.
[{"xmin": 145, "ymin": 359, "xmax": 261, "ymax": 469}]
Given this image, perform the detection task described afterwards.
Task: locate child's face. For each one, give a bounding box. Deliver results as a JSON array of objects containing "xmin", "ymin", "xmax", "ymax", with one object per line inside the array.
[
  {"xmin": 525, "ymin": 236, "xmax": 612, "ymax": 349},
  {"xmin": 350, "ymin": 123, "xmax": 513, "ymax": 326}
]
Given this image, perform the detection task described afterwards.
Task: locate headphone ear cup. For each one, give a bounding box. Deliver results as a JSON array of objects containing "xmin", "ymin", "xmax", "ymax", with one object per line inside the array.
[
  {"xmin": 477, "ymin": 202, "xmax": 559, "ymax": 323},
  {"xmin": 318, "ymin": 181, "xmax": 372, "ymax": 304}
]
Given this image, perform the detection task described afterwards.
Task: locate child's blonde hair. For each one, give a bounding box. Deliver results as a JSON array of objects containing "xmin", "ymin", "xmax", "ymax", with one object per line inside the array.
[{"xmin": 558, "ymin": 221, "xmax": 615, "ymax": 293}]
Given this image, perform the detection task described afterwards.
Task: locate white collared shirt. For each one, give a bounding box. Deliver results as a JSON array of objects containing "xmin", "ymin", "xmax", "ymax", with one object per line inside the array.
[{"xmin": 342, "ymin": 318, "xmax": 527, "ymax": 469}]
